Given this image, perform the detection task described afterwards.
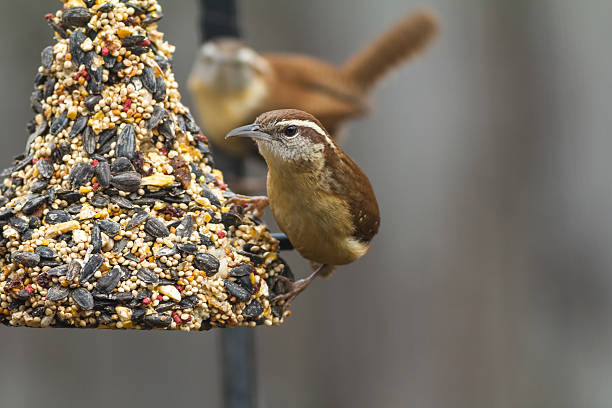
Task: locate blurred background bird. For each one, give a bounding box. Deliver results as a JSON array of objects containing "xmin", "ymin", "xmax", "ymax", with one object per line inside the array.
[{"xmin": 188, "ymin": 9, "xmax": 438, "ymax": 190}]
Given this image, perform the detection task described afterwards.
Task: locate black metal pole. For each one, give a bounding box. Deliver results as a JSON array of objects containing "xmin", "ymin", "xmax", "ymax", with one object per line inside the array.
[
  {"xmin": 221, "ymin": 328, "xmax": 257, "ymax": 408},
  {"xmin": 199, "ymin": 0, "xmax": 240, "ymax": 43},
  {"xmin": 197, "ymin": 2, "xmax": 256, "ymax": 408}
]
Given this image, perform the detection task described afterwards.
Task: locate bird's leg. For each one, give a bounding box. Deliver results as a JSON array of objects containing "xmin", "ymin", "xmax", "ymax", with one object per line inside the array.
[
  {"xmin": 272, "ymin": 264, "xmax": 331, "ymax": 310},
  {"xmin": 226, "ymin": 194, "xmax": 269, "ymax": 217}
]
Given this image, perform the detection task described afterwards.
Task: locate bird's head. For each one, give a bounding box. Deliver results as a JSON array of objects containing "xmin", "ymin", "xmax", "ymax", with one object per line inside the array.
[
  {"xmin": 226, "ymin": 109, "xmax": 337, "ymax": 167},
  {"xmin": 190, "ymin": 38, "xmax": 269, "ymax": 91}
]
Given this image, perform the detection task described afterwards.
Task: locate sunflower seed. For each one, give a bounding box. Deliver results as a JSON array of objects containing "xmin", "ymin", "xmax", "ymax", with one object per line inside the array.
[
  {"xmin": 90, "ymin": 194, "xmax": 109, "ymax": 208},
  {"xmin": 194, "ymin": 253, "xmax": 219, "ymax": 276},
  {"xmin": 121, "ymin": 35, "xmax": 146, "ymax": 47},
  {"xmin": 61, "ymin": 7, "xmax": 91, "ymax": 28},
  {"xmin": 243, "ymin": 299, "xmax": 264, "ymax": 318},
  {"xmin": 84, "ymin": 95, "xmax": 101, "ymax": 111},
  {"xmin": 125, "ymin": 210, "xmax": 148, "ymax": 230},
  {"xmin": 141, "ymin": 66, "xmax": 157, "ymax": 93},
  {"xmin": 98, "ymin": 219, "xmax": 120, "ymax": 236},
  {"xmin": 184, "ymin": 113, "xmax": 199, "ymax": 134},
  {"xmin": 35, "ymin": 246, "xmax": 57, "ymax": 259},
  {"xmin": 68, "ymin": 115, "xmax": 88, "ymax": 138},
  {"xmin": 69, "ymin": 162, "xmax": 94, "ymax": 188},
  {"xmin": 185, "ymin": 164, "xmax": 201, "ymax": 182},
  {"xmin": 36, "ymin": 159, "xmax": 54, "ymax": 179},
  {"xmin": 30, "ymin": 89, "xmax": 43, "ymax": 112},
  {"xmin": 144, "ymin": 313, "xmax": 171, "ymax": 328},
  {"xmin": 65, "ymin": 205, "xmax": 81, "ymax": 216},
  {"xmin": 155, "ymin": 55, "xmax": 169, "ymax": 71},
  {"xmin": 90, "ymin": 223, "xmax": 102, "ymax": 253},
  {"xmin": 56, "ymin": 189, "xmax": 82, "ymax": 202},
  {"xmin": 95, "ymin": 161, "xmax": 111, "ymax": 188},
  {"xmin": 96, "ymin": 266, "xmax": 121, "ymax": 293},
  {"xmin": 153, "ymin": 77, "xmax": 166, "ymax": 102},
  {"xmin": 144, "ymin": 218, "xmax": 169, "ymax": 238},
  {"xmin": 137, "ymin": 268, "xmax": 159, "ymax": 285},
  {"xmin": 102, "ymin": 54, "xmax": 116, "ymax": 69},
  {"xmin": 222, "ymin": 212, "xmax": 241, "ymax": 229},
  {"xmin": 142, "ymin": 11, "xmax": 163, "ymax": 26},
  {"xmin": 109, "ymin": 195, "xmax": 134, "ymax": 210},
  {"xmin": 176, "ymin": 243, "xmax": 197, "ymax": 254},
  {"xmin": 22, "ymin": 195, "xmax": 46, "ymax": 215},
  {"xmin": 45, "ymin": 212, "xmax": 72, "ymax": 227},
  {"xmin": 50, "ymin": 111, "xmax": 69, "ymax": 135},
  {"xmin": 47, "ymin": 19, "xmax": 68, "ymax": 39},
  {"xmin": 125, "ymin": 46, "xmax": 148, "ymax": 55},
  {"xmin": 47, "ymin": 286, "xmax": 70, "ymax": 302},
  {"xmin": 199, "ymin": 233, "xmax": 214, "ymax": 246},
  {"xmin": 199, "ymin": 185, "xmax": 221, "ymax": 207},
  {"xmin": 158, "ymin": 119, "xmax": 174, "ymax": 143},
  {"xmin": 110, "ymin": 157, "xmax": 134, "ymax": 174},
  {"xmin": 97, "ymin": 127, "xmax": 117, "ymax": 147},
  {"xmin": 46, "ymin": 264, "xmax": 69, "ymax": 277},
  {"xmin": 41, "ymin": 46, "xmax": 54, "ymax": 70},
  {"xmin": 0, "ymin": 209, "xmax": 14, "ymax": 221},
  {"xmin": 79, "ymin": 253, "xmax": 103, "ymax": 283},
  {"xmin": 9, "ymin": 216, "xmax": 28, "ymax": 233},
  {"xmin": 229, "ymin": 264, "xmax": 255, "ymax": 277},
  {"xmin": 31, "ymin": 179, "xmax": 49, "ymax": 194},
  {"xmin": 82, "ymin": 126, "xmax": 96, "ymax": 155},
  {"xmin": 146, "ymin": 105, "xmax": 167, "ymax": 130},
  {"xmin": 98, "ymin": 3, "xmax": 113, "ymax": 13},
  {"xmin": 87, "ymin": 67, "xmax": 103, "ymax": 94},
  {"xmin": 155, "ymin": 301, "xmax": 174, "ymax": 313},
  {"xmin": 175, "ymin": 215, "xmax": 193, "ymax": 238},
  {"xmin": 44, "ymin": 77, "xmax": 56, "ymax": 99},
  {"xmin": 110, "ymin": 171, "xmax": 141, "ymax": 192},
  {"xmin": 125, "ymin": 2, "xmax": 146, "ymax": 14},
  {"xmin": 155, "ymin": 246, "xmax": 177, "ymax": 257},
  {"xmin": 115, "ymin": 124, "xmax": 136, "ymax": 159},
  {"xmin": 223, "ymin": 280, "xmax": 251, "ymax": 302},
  {"xmin": 66, "ymin": 260, "xmax": 81, "ymax": 281},
  {"xmin": 69, "ymin": 29, "xmax": 86, "ymax": 66},
  {"xmin": 112, "ymin": 237, "xmax": 128, "ymax": 253},
  {"xmin": 11, "ymin": 251, "xmax": 40, "ymax": 267},
  {"xmin": 72, "ymin": 287, "xmax": 94, "ymax": 310},
  {"xmin": 178, "ymin": 295, "xmax": 199, "ymax": 309}
]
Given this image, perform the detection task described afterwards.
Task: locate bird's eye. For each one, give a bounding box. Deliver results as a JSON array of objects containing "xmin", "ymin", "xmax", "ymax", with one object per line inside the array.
[{"xmin": 283, "ymin": 125, "xmax": 298, "ymax": 138}]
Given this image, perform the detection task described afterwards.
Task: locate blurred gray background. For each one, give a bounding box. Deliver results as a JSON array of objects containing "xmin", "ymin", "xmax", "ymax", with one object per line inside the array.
[{"xmin": 1, "ymin": 0, "xmax": 612, "ymax": 407}]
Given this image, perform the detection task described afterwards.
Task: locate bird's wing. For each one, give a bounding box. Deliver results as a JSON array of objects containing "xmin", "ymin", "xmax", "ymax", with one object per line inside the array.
[
  {"xmin": 263, "ymin": 54, "xmax": 369, "ymax": 133},
  {"xmin": 328, "ymin": 152, "xmax": 380, "ymax": 243}
]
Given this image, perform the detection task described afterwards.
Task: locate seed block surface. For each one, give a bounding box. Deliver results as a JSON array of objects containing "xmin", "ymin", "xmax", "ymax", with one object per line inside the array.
[{"xmin": 0, "ymin": 0, "xmax": 292, "ymax": 330}]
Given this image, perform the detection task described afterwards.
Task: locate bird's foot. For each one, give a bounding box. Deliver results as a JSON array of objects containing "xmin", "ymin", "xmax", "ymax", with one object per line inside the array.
[
  {"xmin": 272, "ymin": 265, "xmax": 328, "ymax": 310},
  {"xmin": 226, "ymin": 194, "xmax": 269, "ymax": 218}
]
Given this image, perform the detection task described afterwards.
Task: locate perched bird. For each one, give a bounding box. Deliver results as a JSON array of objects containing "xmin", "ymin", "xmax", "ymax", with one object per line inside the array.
[
  {"xmin": 188, "ymin": 9, "xmax": 438, "ymax": 160},
  {"xmin": 226, "ymin": 109, "xmax": 380, "ymax": 308}
]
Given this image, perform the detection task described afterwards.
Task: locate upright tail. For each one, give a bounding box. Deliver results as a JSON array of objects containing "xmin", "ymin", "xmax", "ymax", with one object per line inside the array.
[{"xmin": 343, "ymin": 10, "xmax": 439, "ymax": 91}]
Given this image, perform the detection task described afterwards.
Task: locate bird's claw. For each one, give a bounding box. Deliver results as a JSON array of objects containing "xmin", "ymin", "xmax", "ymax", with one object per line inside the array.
[
  {"xmin": 271, "ymin": 279, "xmax": 310, "ymax": 311},
  {"xmin": 226, "ymin": 194, "xmax": 269, "ymax": 217},
  {"xmin": 271, "ymin": 268, "xmax": 321, "ymax": 310}
]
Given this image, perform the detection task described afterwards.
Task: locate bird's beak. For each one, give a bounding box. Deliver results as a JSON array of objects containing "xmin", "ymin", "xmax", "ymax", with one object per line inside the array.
[{"xmin": 225, "ymin": 124, "xmax": 273, "ymax": 142}]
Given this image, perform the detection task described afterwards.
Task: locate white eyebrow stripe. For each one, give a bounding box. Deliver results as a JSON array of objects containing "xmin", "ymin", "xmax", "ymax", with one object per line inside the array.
[
  {"xmin": 276, "ymin": 119, "xmax": 337, "ymax": 149},
  {"xmin": 276, "ymin": 120, "xmax": 326, "ymax": 136}
]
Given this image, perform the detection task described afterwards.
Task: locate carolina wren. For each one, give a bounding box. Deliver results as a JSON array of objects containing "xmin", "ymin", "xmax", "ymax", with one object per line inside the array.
[
  {"xmin": 189, "ymin": 9, "xmax": 438, "ymax": 158},
  {"xmin": 225, "ymin": 109, "xmax": 380, "ymax": 308}
]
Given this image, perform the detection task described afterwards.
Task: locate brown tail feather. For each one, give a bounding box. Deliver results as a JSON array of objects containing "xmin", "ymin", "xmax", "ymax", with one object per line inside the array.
[{"xmin": 343, "ymin": 9, "xmax": 439, "ymax": 90}]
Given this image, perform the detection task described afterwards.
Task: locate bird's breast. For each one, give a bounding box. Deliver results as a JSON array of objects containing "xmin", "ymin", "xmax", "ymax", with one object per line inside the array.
[
  {"xmin": 187, "ymin": 77, "xmax": 268, "ymax": 156},
  {"xmin": 267, "ymin": 169, "xmax": 368, "ymax": 266}
]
